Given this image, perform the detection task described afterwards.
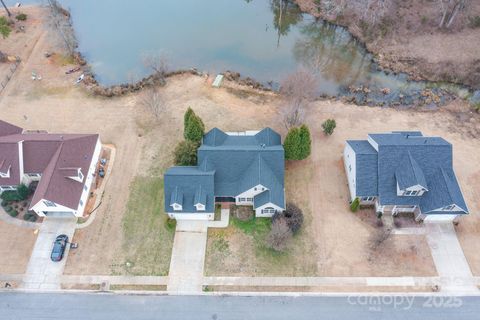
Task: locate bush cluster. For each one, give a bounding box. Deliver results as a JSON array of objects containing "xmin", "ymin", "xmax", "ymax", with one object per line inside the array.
[
  {"xmin": 322, "ymin": 119, "xmax": 336, "ymax": 136},
  {"xmin": 174, "ymin": 108, "xmax": 205, "ymax": 166},
  {"xmin": 350, "ymin": 197, "xmax": 360, "ymax": 212},
  {"xmin": 284, "ymin": 125, "xmax": 311, "ymax": 160},
  {"xmin": 0, "ymin": 184, "xmax": 30, "ymax": 202},
  {"xmin": 15, "ymin": 13, "xmax": 28, "ymax": 21},
  {"xmin": 0, "ymin": 16, "xmax": 11, "ymax": 39},
  {"xmin": 273, "ymin": 202, "xmax": 304, "ymax": 234},
  {"xmin": 267, "ymin": 203, "xmax": 304, "ymax": 252}
]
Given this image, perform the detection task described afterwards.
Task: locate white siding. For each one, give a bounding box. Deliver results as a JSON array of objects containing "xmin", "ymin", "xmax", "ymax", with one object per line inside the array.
[
  {"xmin": 75, "ymin": 138, "xmax": 102, "ymax": 217},
  {"xmin": 18, "ymin": 140, "xmax": 24, "ymax": 179},
  {"xmin": 30, "ymin": 199, "xmax": 76, "ymax": 217},
  {"xmin": 235, "ymin": 184, "xmax": 267, "ymax": 205},
  {"xmin": 255, "ymin": 203, "xmax": 283, "ymax": 217},
  {"xmin": 343, "ymin": 143, "xmax": 357, "ymax": 201}
]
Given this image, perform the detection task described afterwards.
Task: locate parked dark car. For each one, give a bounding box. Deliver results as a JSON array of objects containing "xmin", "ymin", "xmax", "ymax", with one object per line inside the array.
[{"xmin": 50, "ymin": 234, "xmax": 68, "ymax": 262}]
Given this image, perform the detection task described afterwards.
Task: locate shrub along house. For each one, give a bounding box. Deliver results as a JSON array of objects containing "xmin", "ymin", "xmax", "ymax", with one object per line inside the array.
[
  {"xmin": 0, "ymin": 120, "xmax": 101, "ymax": 217},
  {"xmin": 343, "ymin": 131, "xmax": 468, "ymax": 222},
  {"xmin": 164, "ymin": 128, "xmax": 285, "ymax": 220}
]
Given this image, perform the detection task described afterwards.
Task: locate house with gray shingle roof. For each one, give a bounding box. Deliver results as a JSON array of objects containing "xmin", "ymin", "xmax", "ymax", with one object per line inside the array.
[
  {"xmin": 343, "ymin": 131, "xmax": 468, "ymax": 222},
  {"xmin": 0, "ymin": 120, "xmax": 101, "ymax": 218},
  {"xmin": 164, "ymin": 128, "xmax": 285, "ymax": 220}
]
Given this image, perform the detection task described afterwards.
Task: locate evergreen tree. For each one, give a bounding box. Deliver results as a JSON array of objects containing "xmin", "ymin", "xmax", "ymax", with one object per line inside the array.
[
  {"xmin": 184, "ymin": 114, "xmax": 205, "ymax": 142},
  {"xmin": 298, "ymin": 124, "xmax": 311, "ymax": 159},
  {"xmin": 284, "ymin": 127, "xmax": 301, "ymax": 160},
  {"xmin": 184, "ymin": 107, "xmax": 194, "ymax": 133}
]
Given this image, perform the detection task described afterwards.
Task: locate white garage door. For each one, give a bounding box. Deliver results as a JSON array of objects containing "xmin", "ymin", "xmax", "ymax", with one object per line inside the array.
[{"xmin": 424, "ymin": 214, "xmax": 457, "ymax": 222}]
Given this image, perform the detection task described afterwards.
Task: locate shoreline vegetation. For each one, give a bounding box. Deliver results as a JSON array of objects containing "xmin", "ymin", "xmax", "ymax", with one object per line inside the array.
[
  {"xmin": 293, "ymin": 0, "xmax": 480, "ymax": 90},
  {"xmin": 10, "ymin": 1, "xmax": 477, "ymax": 109}
]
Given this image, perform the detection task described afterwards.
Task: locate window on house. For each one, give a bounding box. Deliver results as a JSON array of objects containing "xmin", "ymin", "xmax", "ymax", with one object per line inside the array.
[
  {"xmin": 239, "ymin": 198, "xmax": 246, "ymax": 202},
  {"xmin": 262, "ymin": 207, "xmax": 276, "ymax": 214},
  {"xmin": 79, "ymin": 200, "xmax": 84, "ymax": 206},
  {"xmin": 444, "ymin": 205, "xmax": 455, "ymax": 211},
  {"xmin": 78, "ymin": 170, "xmax": 84, "ymax": 181},
  {"xmin": 362, "ymin": 197, "xmax": 374, "ymax": 201},
  {"xmin": 246, "ymin": 198, "xmax": 253, "ymax": 202},
  {"xmin": 43, "ymin": 200, "xmax": 56, "ymax": 207},
  {"xmin": 254, "ymin": 187, "xmax": 257, "ymax": 191},
  {"xmin": 27, "ymin": 173, "xmax": 41, "ymax": 177},
  {"xmin": 84, "ymin": 185, "xmax": 88, "ymax": 191},
  {"xmin": 404, "ymin": 190, "xmax": 419, "ymax": 196},
  {"xmin": 349, "ymin": 165, "xmax": 351, "ymax": 172}
]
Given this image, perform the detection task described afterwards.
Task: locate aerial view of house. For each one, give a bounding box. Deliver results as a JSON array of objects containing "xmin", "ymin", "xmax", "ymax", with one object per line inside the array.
[
  {"xmin": 0, "ymin": 120, "xmax": 101, "ymax": 217},
  {"xmin": 1, "ymin": 0, "xmax": 480, "ymax": 318},
  {"xmin": 164, "ymin": 128, "xmax": 285, "ymax": 220},
  {"xmin": 344, "ymin": 131, "xmax": 469, "ymax": 222}
]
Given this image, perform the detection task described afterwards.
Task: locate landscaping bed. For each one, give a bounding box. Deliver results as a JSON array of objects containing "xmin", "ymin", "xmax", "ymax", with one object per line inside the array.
[
  {"xmin": 205, "ymin": 194, "xmax": 317, "ymax": 277},
  {"xmin": 0, "ymin": 183, "xmax": 39, "ymax": 222}
]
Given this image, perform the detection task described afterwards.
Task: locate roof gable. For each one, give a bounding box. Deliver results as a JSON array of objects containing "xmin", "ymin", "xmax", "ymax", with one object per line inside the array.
[
  {"xmin": 395, "ymin": 152, "xmax": 428, "ymax": 190},
  {"xmin": 0, "ymin": 120, "xmax": 23, "ymax": 137}
]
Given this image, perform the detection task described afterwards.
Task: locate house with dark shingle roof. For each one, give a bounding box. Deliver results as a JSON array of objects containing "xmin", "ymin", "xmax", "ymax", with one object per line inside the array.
[
  {"xmin": 0, "ymin": 120, "xmax": 101, "ymax": 217},
  {"xmin": 343, "ymin": 131, "xmax": 468, "ymax": 222},
  {"xmin": 164, "ymin": 128, "xmax": 285, "ymax": 220}
]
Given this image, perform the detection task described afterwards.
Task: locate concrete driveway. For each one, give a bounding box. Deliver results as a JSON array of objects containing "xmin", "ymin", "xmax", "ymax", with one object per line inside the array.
[
  {"xmin": 425, "ymin": 222, "xmax": 478, "ymax": 293},
  {"xmin": 21, "ymin": 216, "xmax": 77, "ymax": 290},
  {"xmin": 167, "ymin": 220, "xmax": 208, "ymax": 293}
]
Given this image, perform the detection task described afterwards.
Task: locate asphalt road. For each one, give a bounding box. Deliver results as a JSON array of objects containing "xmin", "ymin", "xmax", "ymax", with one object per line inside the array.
[{"xmin": 0, "ymin": 292, "xmax": 478, "ymax": 320}]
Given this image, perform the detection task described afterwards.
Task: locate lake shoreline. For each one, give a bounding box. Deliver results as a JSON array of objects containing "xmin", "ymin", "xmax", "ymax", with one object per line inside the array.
[
  {"xmin": 7, "ymin": 3, "xmax": 474, "ymax": 110},
  {"xmin": 294, "ymin": 0, "xmax": 480, "ymax": 92}
]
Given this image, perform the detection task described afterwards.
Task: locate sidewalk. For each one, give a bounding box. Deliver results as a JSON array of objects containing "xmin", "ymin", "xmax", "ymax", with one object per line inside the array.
[
  {"xmin": 21, "ymin": 216, "xmax": 77, "ymax": 290},
  {"xmin": 203, "ymin": 276, "xmax": 440, "ymax": 288}
]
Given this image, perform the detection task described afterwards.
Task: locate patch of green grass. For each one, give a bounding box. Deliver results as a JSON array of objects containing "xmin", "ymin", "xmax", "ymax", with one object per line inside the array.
[
  {"xmin": 114, "ymin": 176, "xmax": 175, "ymax": 276},
  {"xmin": 231, "ymin": 215, "xmax": 271, "ymax": 236}
]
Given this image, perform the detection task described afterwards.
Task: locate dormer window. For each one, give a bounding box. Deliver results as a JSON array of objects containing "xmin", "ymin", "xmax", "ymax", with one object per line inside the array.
[
  {"xmin": 0, "ymin": 161, "xmax": 10, "ymax": 178},
  {"xmin": 62, "ymin": 167, "xmax": 84, "ymax": 183},
  {"xmin": 0, "ymin": 168, "xmax": 10, "ymax": 178},
  {"xmin": 173, "ymin": 203, "xmax": 182, "ymax": 211},
  {"xmin": 44, "ymin": 200, "xmax": 56, "ymax": 207},
  {"xmin": 195, "ymin": 203, "xmax": 205, "ymax": 211},
  {"xmin": 443, "ymin": 204, "xmax": 455, "ymax": 211},
  {"xmin": 404, "ymin": 190, "xmax": 419, "ymax": 196}
]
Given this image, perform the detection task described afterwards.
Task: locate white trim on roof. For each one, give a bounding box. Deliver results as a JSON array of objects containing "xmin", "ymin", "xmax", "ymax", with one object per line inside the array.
[{"xmin": 225, "ymin": 130, "xmax": 260, "ymax": 136}]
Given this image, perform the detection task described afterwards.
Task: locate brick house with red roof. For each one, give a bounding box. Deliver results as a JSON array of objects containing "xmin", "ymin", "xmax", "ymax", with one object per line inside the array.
[{"xmin": 0, "ymin": 120, "xmax": 101, "ymax": 217}]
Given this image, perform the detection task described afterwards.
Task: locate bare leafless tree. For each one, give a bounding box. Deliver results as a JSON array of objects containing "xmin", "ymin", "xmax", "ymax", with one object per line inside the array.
[
  {"xmin": 142, "ymin": 51, "xmax": 169, "ymax": 81},
  {"xmin": 314, "ymin": 0, "xmax": 392, "ymax": 25},
  {"xmin": 266, "ymin": 218, "xmax": 292, "ymax": 252},
  {"xmin": 0, "ymin": 0, "xmax": 11, "ymax": 17},
  {"xmin": 140, "ymin": 87, "xmax": 166, "ymax": 120},
  {"xmin": 438, "ymin": 0, "xmax": 468, "ymax": 28},
  {"xmin": 369, "ymin": 227, "xmax": 392, "ymax": 252},
  {"xmin": 46, "ymin": 0, "xmax": 78, "ymax": 56},
  {"xmin": 280, "ymin": 67, "xmax": 317, "ymax": 129}
]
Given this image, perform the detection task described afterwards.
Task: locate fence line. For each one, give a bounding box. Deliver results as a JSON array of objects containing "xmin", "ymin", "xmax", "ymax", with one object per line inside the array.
[{"xmin": 0, "ymin": 59, "xmax": 20, "ymax": 94}]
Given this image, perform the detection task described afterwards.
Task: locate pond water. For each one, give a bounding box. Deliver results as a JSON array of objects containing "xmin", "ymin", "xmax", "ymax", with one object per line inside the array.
[{"xmin": 5, "ymin": 0, "xmax": 470, "ymax": 104}]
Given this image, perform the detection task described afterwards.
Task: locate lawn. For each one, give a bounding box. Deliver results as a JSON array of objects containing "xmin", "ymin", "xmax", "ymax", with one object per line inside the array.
[
  {"xmin": 111, "ymin": 176, "xmax": 175, "ymax": 276},
  {"xmin": 204, "ymin": 162, "xmax": 318, "ymax": 276}
]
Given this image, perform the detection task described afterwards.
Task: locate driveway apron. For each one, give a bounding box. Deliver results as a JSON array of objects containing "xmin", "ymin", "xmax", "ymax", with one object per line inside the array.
[
  {"xmin": 167, "ymin": 220, "xmax": 208, "ymax": 293},
  {"xmin": 21, "ymin": 216, "xmax": 77, "ymax": 290}
]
